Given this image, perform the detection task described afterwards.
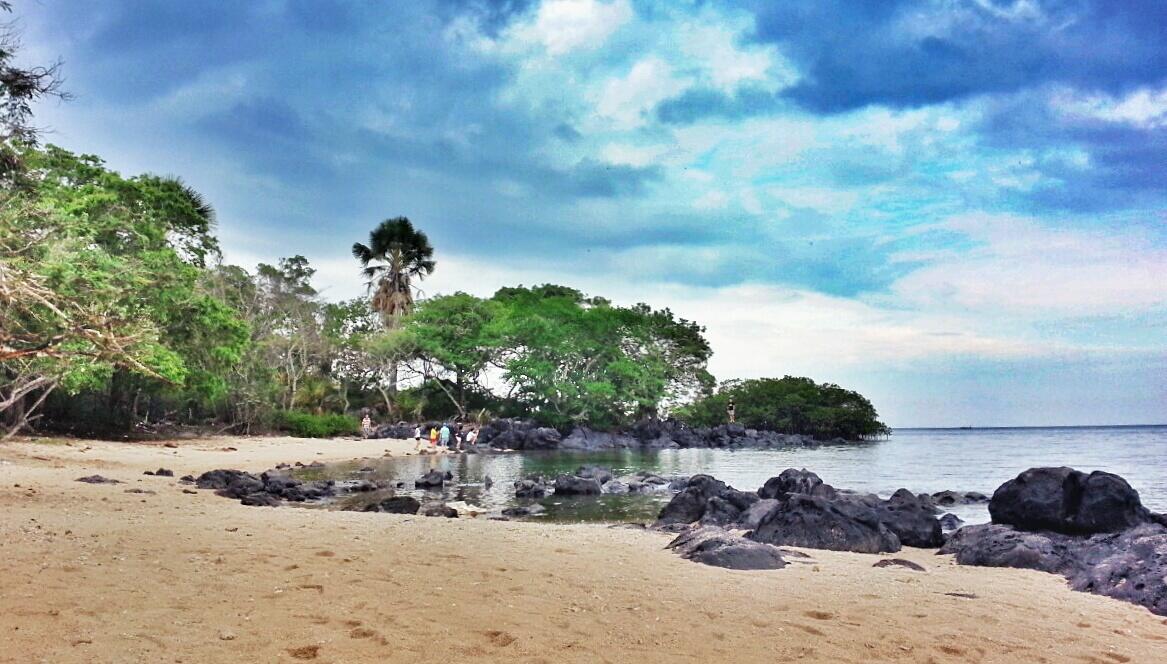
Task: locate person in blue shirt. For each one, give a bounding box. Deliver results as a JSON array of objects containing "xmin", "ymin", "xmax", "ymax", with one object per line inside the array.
[{"xmin": 439, "ymin": 424, "xmax": 451, "ymax": 449}]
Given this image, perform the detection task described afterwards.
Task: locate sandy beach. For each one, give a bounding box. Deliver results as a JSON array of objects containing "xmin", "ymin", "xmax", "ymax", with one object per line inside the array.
[{"xmin": 1, "ymin": 436, "xmax": 1164, "ymax": 663}]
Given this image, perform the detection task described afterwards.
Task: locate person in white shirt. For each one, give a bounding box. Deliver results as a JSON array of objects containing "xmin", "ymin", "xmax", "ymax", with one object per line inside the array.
[{"xmin": 413, "ymin": 425, "xmax": 423, "ymax": 452}]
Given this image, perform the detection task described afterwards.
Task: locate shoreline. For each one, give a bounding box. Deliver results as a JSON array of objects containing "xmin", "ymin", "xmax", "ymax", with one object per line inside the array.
[{"xmin": 2, "ymin": 435, "xmax": 1164, "ymax": 663}]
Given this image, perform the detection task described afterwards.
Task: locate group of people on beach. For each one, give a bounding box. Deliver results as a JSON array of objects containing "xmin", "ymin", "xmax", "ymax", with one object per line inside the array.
[{"xmin": 412, "ymin": 422, "xmax": 479, "ymax": 453}]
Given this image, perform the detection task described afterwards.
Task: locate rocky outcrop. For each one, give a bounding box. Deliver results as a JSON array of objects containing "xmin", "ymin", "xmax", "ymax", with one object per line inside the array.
[
  {"xmin": 653, "ymin": 469, "xmax": 941, "ymax": 554},
  {"xmin": 667, "ymin": 527, "xmax": 787, "ymax": 570},
  {"xmin": 655, "ymin": 475, "xmax": 729, "ymax": 526},
  {"xmin": 873, "ymin": 489, "xmax": 944, "ymax": 548},
  {"xmin": 941, "ymin": 467, "xmax": 1167, "ymax": 616},
  {"xmin": 553, "ymin": 474, "xmax": 603, "ymax": 496},
  {"xmin": 758, "ymin": 468, "xmax": 836, "ymax": 501},
  {"xmin": 749, "ymin": 494, "xmax": 902, "ymax": 554},
  {"xmin": 988, "ymin": 467, "xmax": 1150, "ymax": 535}
]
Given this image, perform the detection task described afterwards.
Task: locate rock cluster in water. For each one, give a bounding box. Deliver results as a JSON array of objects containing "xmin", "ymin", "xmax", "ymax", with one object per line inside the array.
[
  {"xmin": 653, "ymin": 469, "xmax": 946, "ymax": 568},
  {"xmin": 511, "ymin": 466, "xmax": 678, "ymax": 500},
  {"xmin": 939, "ymin": 466, "xmax": 1167, "ymax": 616},
  {"xmin": 373, "ymin": 418, "xmax": 852, "ymax": 450}
]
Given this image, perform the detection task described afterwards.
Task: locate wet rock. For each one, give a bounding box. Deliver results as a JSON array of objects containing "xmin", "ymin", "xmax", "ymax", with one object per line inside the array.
[
  {"xmin": 514, "ymin": 476, "xmax": 551, "ymax": 498},
  {"xmin": 76, "ymin": 475, "xmax": 121, "ymax": 484},
  {"xmin": 668, "ymin": 526, "xmax": 787, "ymax": 570},
  {"xmin": 501, "ymin": 504, "xmax": 545, "ymax": 518},
  {"xmin": 739, "ymin": 498, "xmax": 782, "ymax": 530},
  {"xmin": 931, "ymin": 490, "xmax": 989, "ymax": 507},
  {"xmin": 575, "ymin": 465, "xmax": 614, "ymax": 485},
  {"xmin": 604, "ymin": 481, "xmax": 629, "ymax": 494},
  {"xmin": 757, "ymin": 468, "xmax": 836, "ymax": 501},
  {"xmin": 420, "ymin": 502, "xmax": 458, "ymax": 518},
  {"xmin": 698, "ymin": 496, "xmax": 743, "ymax": 526},
  {"xmin": 196, "ymin": 470, "xmax": 264, "ymax": 498},
  {"xmin": 178, "ymin": 475, "xmax": 195, "ymax": 484},
  {"xmin": 143, "ymin": 468, "xmax": 174, "ymax": 477},
  {"xmin": 871, "ymin": 489, "xmax": 944, "ymax": 548},
  {"xmin": 873, "ymin": 558, "xmax": 926, "ymax": 572},
  {"xmin": 483, "ymin": 475, "xmax": 493, "ymax": 489},
  {"xmin": 366, "ymin": 496, "xmax": 421, "ymax": 514},
  {"xmin": 414, "ymin": 470, "xmax": 447, "ymax": 489},
  {"xmin": 655, "ymin": 475, "xmax": 728, "ymax": 526},
  {"xmin": 941, "ymin": 468, "xmax": 1167, "ymax": 617},
  {"xmin": 989, "ymin": 467, "xmax": 1149, "ymax": 535},
  {"xmin": 240, "ymin": 492, "xmax": 281, "ymax": 507},
  {"xmin": 553, "ymin": 474, "xmax": 602, "ymax": 496},
  {"xmin": 749, "ymin": 494, "xmax": 901, "ymax": 554},
  {"xmin": 939, "ymin": 513, "xmax": 964, "ymax": 531},
  {"xmin": 559, "ymin": 427, "xmax": 637, "ymax": 450}
]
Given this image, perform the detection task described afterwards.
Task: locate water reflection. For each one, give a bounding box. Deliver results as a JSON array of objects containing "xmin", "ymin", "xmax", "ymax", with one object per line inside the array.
[{"xmin": 297, "ymin": 426, "xmax": 1167, "ymax": 525}]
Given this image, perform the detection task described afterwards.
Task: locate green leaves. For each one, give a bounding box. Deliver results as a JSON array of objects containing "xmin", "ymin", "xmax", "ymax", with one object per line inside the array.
[
  {"xmin": 674, "ymin": 376, "xmax": 890, "ymax": 440},
  {"xmin": 399, "ymin": 285, "xmax": 714, "ymax": 428}
]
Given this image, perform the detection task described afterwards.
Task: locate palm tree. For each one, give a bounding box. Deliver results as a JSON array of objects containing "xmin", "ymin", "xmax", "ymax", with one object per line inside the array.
[{"xmin": 352, "ymin": 217, "xmax": 435, "ymax": 394}]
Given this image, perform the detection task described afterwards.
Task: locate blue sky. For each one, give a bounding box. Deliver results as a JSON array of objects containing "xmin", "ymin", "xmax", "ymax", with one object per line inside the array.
[{"xmin": 20, "ymin": 0, "xmax": 1167, "ymax": 426}]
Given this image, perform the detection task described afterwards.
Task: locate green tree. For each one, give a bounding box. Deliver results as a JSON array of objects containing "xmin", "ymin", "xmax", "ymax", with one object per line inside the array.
[
  {"xmin": 404, "ymin": 292, "xmax": 499, "ymax": 418},
  {"xmin": 488, "ymin": 285, "xmax": 713, "ymax": 428},
  {"xmin": 351, "ymin": 217, "xmax": 435, "ymax": 396},
  {"xmin": 674, "ymin": 376, "xmax": 890, "ymax": 440}
]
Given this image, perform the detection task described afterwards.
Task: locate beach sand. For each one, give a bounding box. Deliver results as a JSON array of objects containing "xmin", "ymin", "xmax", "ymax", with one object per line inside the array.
[{"xmin": 1, "ymin": 435, "xmax": 1164, "ymax": 663}]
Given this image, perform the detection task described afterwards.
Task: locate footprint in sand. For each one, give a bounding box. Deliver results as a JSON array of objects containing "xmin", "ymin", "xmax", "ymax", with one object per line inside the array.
[
  {"xmin": 804, "ymin": 610, "xmax": 835, "ymax": 621},
  {"xmin": 482, "ymin": 630, "xmax": 517, "ymax": 647},
  {"xmin": 286, "ymin": 645, "xmax": 320, "ymax": 660}
]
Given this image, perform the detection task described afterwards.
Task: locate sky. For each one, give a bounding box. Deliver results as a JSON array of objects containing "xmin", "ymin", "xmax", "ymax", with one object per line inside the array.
[{"xmin": 17, "ymin": 0, "xmax": 1167, "ymax": 427}]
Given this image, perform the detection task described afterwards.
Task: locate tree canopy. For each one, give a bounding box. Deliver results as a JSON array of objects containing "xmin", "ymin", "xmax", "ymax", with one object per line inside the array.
[{"xmin": 674, "ymin": 376, "xmax": 890, "ymax": 440}]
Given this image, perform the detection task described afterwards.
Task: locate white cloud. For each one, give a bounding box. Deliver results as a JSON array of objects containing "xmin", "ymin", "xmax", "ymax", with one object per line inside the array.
[
  {"xmin": 600, "ymin": 142, "xmax": 670, "ymax": 167},
  {"xmin": 693, "ymin": 190, "xmax": 730, "ymax": 209},
  {"xmin": 1052, "ymin": 86, "xmax": 1167, "ymax": 129},
  {"xmin": 594, "ymin": 57, "xmax": 690, "ymax": 129},
  {"xmin": 892, "ymin": 213, "xmax": 1167, "ymax": 316},
  {"xmin": 676, "ymin": 20, "xmax": 790, "ymax": 91},
  {"xmin": 510, "ymin": 0, "xmax": 633, "ymax": 56}
]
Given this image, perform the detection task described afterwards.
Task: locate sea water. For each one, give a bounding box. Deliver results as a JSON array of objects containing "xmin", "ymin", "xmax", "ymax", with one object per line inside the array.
[{"xmin": 301, "ymin": 425, "xmax": 1167, "ymax": 524}]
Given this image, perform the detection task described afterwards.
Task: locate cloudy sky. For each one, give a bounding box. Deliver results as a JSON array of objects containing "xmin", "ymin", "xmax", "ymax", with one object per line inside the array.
[{"xmin": 19, "ymin": 0, "xmax": 1167, "ymax": 426}]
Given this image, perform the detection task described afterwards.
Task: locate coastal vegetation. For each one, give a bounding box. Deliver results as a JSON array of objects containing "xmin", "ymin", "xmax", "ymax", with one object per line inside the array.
[
  {"xmin": 0, "ymin": 142, "xmax": 888, "ymax": 440},
  {"xmin": 674, "ymin": 377, "xmax": 891, "ymax": 439},
  {"xmin": 0, "ymin": 4, "xmax": 886, "ymax": 440}
]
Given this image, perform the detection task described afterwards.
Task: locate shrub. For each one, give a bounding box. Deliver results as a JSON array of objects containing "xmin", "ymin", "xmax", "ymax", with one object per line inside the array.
[{"xmin": 275, "ymin": 411, "xmax": 359, "ymax": 438}]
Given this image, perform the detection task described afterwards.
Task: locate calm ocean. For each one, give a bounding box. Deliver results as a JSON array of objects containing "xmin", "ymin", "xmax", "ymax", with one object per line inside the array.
[{"xmin": 306, "ymin": 425, "xmax": 1167, "ymax": 524}]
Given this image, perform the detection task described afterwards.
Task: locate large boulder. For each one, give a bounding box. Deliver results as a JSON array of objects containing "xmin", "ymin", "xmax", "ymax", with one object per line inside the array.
[
  {"xmin": 758, "ymin": 468, "xmax": 837, "ymax": 501},
  {"xmin": 940, "ymin": 524, "xmax": 1068, "ymax": 573},
  {"xmin": 524, "ymin": 427, "xmax": 563, "ymax": 450},
  {"xmin": 654, "ymin": 474, "xmax": 728, "ymax": 526},
  {"xmin": 698, "ymin": 496, "xmax": 742, "ymax": 526},
  {"xmin": 738, "ymin": 499, "xmax": 782, "ymax": 530},
  {"xmin": 749, "ymin": 494, "xmax": 901, "ymax": 554},
  {"xmin": 941, "ymin": 522, "xmax": 1167, "ymax": 616},
  {"xmin": 667, "ymin": 527, "xmax": 787, "ymax": 570},
  {"xmin": 989, "ymin": 467, "xmax": 1148, "ymax": 535},
  {"xmin": 870, "ymin": 489, "xmax": 944, "ymax": 548},
  {"xmin": 553, "ymin": 475, "xmax": 603, "ymax": 496}
]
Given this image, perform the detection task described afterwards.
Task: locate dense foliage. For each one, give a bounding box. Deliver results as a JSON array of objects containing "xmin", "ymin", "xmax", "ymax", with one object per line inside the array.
[{"xmin": 674, "ymin": 377, "xmax": 891, "ymax": 440}]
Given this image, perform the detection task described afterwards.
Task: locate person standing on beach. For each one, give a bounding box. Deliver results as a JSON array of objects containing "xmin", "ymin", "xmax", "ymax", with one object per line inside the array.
[
  {"xmin": 439, "ymin": 423, "xmax": 451, "ymax": 450},
  {"xmin": 360, "ymin": 412, "xmax": 374, "ymax": 438},
  {"xmin": 429, "ymin": 426, "xmax": 439, "ymax": 450},
  {"xmin": 413, "ymin": 424, "xmax": 423, "ymax": 452},
  {"xmin": 465, "ymin": 428, "xmax": 478, "ymax": 447},
  {"xmin": 727, "ymin": 400, "xmax": 736, "ymax": 424}
]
